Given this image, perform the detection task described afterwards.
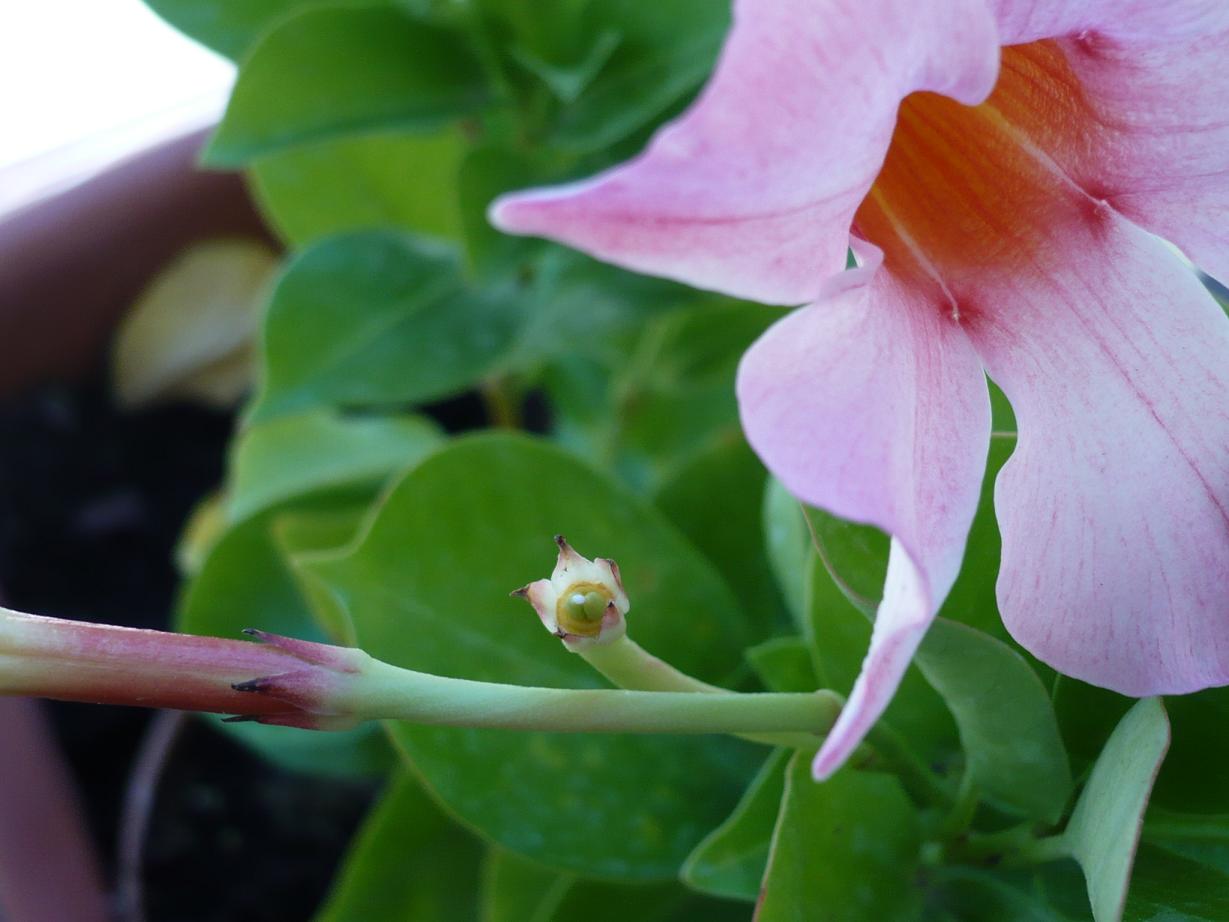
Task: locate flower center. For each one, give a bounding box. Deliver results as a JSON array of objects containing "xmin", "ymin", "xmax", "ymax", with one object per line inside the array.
[
  {"xmin": 556, "ymin": 582, "xmax": 613, "ymax": 636},
  {"xmin": 853, "ymin": 40, "xmax": 1107, "ymax": 318}
]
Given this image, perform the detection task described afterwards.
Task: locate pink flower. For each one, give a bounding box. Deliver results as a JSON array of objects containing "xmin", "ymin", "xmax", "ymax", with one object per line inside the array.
[{"xmin": 491, "ymin": 1, "xmax": 1229, "ymax": 778}]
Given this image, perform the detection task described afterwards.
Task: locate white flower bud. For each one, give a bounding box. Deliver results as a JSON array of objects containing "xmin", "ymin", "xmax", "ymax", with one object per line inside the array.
[{"xmin": 512, "ymin": 536, "xmax": 629, "ymax": 651}]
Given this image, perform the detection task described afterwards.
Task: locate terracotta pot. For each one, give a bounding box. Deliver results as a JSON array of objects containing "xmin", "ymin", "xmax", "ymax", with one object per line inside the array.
[{"xmin": 0, "ymin": 129, "xmax": 273, "ymax": 400}]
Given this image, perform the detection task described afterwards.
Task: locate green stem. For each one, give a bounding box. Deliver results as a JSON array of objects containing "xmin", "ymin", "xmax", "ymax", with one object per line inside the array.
[
  {"xmin": 481, "ymin": 378, "xmax": 522, "ymax": 430},
  {"xmin": 353, "ymin": 658, "xmax": 842, "ymax": 736},
  {"xmin": 578, "ymin": 636, "xmax": 835, "ymax": 749},
  {"xmin": 950, "ymin": 823, "xmax": 1070, "ymax": 868},
  {"xmin": 937, "ymin": 768, "xmax": 979, "ymax": 840}
]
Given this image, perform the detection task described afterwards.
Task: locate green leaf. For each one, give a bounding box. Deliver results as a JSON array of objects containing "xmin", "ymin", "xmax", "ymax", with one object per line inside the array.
[
  {"xmin": 205, "ymin": 7, "xmax": 487, "ymax": 165},
  {"xmin": 680, "ymin": 749, "xmax": 789, "ymax": 903},
  {"xmin": 1066, "ymin": 698, "xmax": 1171, "ymax": 922},
  {"xmin": 1056, "ymin": 679, "xmax": 1229, "ymax": 814},
  {"xmin": 546, "ymin": 881, "xmax": 745, "ymax": 922},
  {"xmin": 176, "ymin": 502, "xmax": 392, "ymax": 776},
  {"xmin": 306, "ymin": 433, "xmax": 760, "ymax": 879},
  {"xmin": 481, "ymin": 850, "xmax": 574, "ymax": 922},
  {"xmin": 928, "ymin": 869, "xmax": 1059, "ymax": 922},
  {"xmin": 762, "ymin": 478, "xmax": 809, "ymax": 630},
  {"xmin": 145, "ymin": 0, "xmax": 374, "ymax": 60},
  {"xmin": 746, "ymin": 637, "xmax": 818, "ymax": 694},
  {"xmin": 314, "ymin": 773, "xmax": 483, "ymax": 922},
  {"xmin": 457, "ymin": 145, "xmax": 545, "ymax": 276},
  {"xmin": 251, "ymin": 232, "xmax": 524, "ymax": 422},
  {"xmin": 654, "ymin": 437, "xmax": 785, "ymax": 640},
  {"xmin": 251, "ymin": 129, "xmax": 467, "ymax": 247},
  {"xmin": 757, "ymin": 754, "xmax": 922, "ymax": 921},
  {"xmin": 227, "ymin": 409, "xmax": 442, "ymax": 522},
  {"xmin": 913, "ymin": 619, "xmax": 1072, "ymax": 823},
  {"xmin": 551, "ymin": 0, "xmax": 729, "ymax": 152},
  {"xmin": 1122, "ymin": 843, "xmax": 1229, "ymax": 921}
]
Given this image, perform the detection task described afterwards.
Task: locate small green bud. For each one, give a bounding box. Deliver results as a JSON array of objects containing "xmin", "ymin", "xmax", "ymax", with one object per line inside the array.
[{"xmin": 512, "ymin": 536, "xmax": 630, "ymax": 651}]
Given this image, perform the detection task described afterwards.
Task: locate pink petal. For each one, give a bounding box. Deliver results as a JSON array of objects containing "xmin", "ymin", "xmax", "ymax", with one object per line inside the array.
[
  {"xmin": 735, "ymin": 257, "xmax": 991, "ymax": 778},
  {"xmin": 1063, "ymin": 27, "xmax": 1229, "ymax": 285},
  {"xmin": 964, "ymin": 215, "xmax": 1229, "ymax": 695},
  {"xmin": 991, "ymin": 1, "xmax": 1229, "ymax": 44},
  {"xmin": 490, "ymin": 0, "xmax": 999, "ymax": 304}
]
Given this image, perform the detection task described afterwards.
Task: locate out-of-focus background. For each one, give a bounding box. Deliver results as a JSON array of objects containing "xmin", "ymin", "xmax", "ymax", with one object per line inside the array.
[{"xmin": 0, "ymin": 6, "xmax": 375, "ymax": 921}]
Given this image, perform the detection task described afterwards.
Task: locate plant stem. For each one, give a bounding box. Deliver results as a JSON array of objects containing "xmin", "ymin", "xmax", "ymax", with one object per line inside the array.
[
  {"xmin": 937, "ymin": 768, "xmax": 979, "ymax": 840},
  {"xmin": 949, "ymin": 823, "xmax": 1070, "ymax": 868},
  {"xmin": 352, "ymin": 658, "xmax": 841, "ymax": 736},
  {"xmin": 480, "ymin": 377, "xmax": 522, "ymax": 429},
  {"xmin": 578, "ymin": 635, "xmax": 833, "ymax": 748}
]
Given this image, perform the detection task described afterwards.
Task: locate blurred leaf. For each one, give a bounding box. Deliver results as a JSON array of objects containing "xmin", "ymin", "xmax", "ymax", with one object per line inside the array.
[
  {"xmin": 251, "ymin": 232, "xmax": 525, "ymax": 422},
  {"xmin": 1055, "ymin": 679, "xmax": 1229, "ymax": 815},
  {"xmin": 481, "ymin": 850, "xmax": 574, "ymax": 922},
  {"xmin": 251, "ymin": 129, "xmax": 467, "ymax": 247},
  {"xmin": 144, "ymin": 0, "xmax": 373, "ymax": 59},
  {"xmin": 112, "ymin": 239, "xmax": 276, "ymax": 409},
  {"xmin": 1122, "ymin": 843, "xmax": 1229, "ymax": 921},
  {"xmin": 605, "ymin": 302, "xmax": 785, "ymax": 490},
  {"xmin": 205, "ymin": 7, "xmax": 487, "ymax": 165},
  {"xmin": 746, "ymin": 637, "xmax": 817, "ymax": 694},
  {"xmin": 227, "ymin": 410, "xmax": 442, "ymax": 523},
  {"xmin": 314, "ymin": 772, "xmax": 483, "ymax": 921},
  {"xmin": 927, "ymin": 869, "xmax": 1059, "ymax": 922},
  {"xmin": 654, "ymin": 437, "xmax": 785, "ymax": 640},
  {"xmin": 1066, "ymin": 699, "xmax": 1170, "ymax": 922},
  {"xmin": 306, "ymin": 433, "xmax": 760, "ymax": 879},
  {"xmin": 551, "ymin": 0, "xmax": 729, "ymax": 152},
  {"xmin": 761, "ymin": 478, "xmax": 809, "ymax": 631},
  {"xmin": 457, "ymin": 145, "xmax": 546, "ymax": 275},
  {"xmin": 177, "ymin": 501, "xmax": 392, "ymax": 776},
  {"xmin": 175, "ymin": 492, "xmax": 228, "ymax": 577},
  {"xmin": 913, "ymin": 619, "xmax": 1072, "ymax": 823},
  {"xmin": 547, "ymin": 881, "xmax": 745, "ymax": 922},
  {"xmin": 757, "ymin": 754, "xmax": 922, "ymax": 921},
  {"xmin": 680, "ymin": 748, "xmax": 788, "ymax": 902}
]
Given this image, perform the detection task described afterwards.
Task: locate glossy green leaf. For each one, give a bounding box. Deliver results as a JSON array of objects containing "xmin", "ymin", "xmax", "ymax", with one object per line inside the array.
[
  {"xmin": 314, "ymin": 773, "xmax": 483, "ymax": 922},
  {"xmin": 654, "ymin": 437, "xmax": 785, "ymax": 640},
  {"xmin": 227, "ymin": 410, "xmax": 442, "ymax": 522},
  {"xmin": 251, "ymin": 232, "xmax": 525, "ymax": 422},
  {"xmin": 177, "ymin": 502, "xmax": 391, "ymax": 776},
  {"xmin": 551, "ymin": 0, "xmax": 729, "ymax": 152},
  {"xmin": 757, "ymin": 754, "xmax": 922, "ymax": 921},
  {"xmin": 251, "ymin": 129, "xmax": 467, "ymax": 247},
  {"xmin": 205, "ymin": 7, "xmax": 487, "ymax": 165},
  {"xmin": 1066, "ymin": 698, "xmax": 1171, "ymax": 922},
  {"xmin": 913, "ymin": 619, "xmax": 1072, "ymax": 823},
  {"xmin": 481, "ymin": 850, "xmax": 574, "ymax": 922},
  {"xmin": 746, "ymin": 637, "xmax": 818, "ymax": 694},
  {"xmin": 306, "ymin": 433, "xmax": 760, "ymax": 879},
  {"xmin": 680, "ymin": 749, "xmax": 788, "ymax": 903}
]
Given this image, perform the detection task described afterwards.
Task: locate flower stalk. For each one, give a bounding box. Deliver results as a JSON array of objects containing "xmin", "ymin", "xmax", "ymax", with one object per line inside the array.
[{"xmin": 0, "ymin": 606, "xmax": 841, "ymax": 738}]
